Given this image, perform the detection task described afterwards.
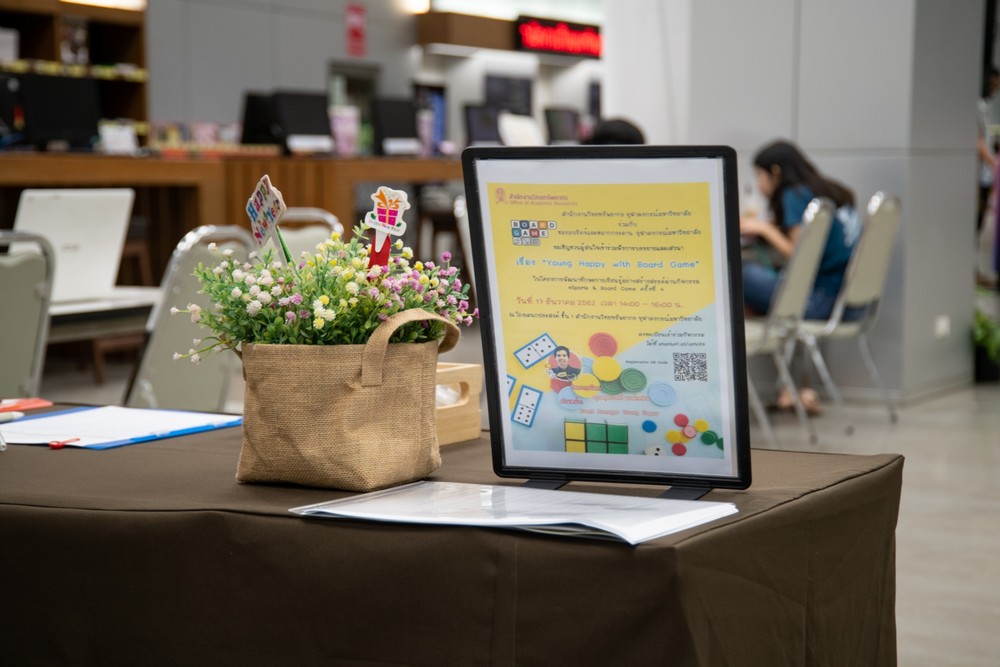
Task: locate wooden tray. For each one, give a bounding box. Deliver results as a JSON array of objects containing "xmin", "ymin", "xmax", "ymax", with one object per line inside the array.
[{"xmin": 435, "ymin": 362, "xmax": 483, "ymax": 446}]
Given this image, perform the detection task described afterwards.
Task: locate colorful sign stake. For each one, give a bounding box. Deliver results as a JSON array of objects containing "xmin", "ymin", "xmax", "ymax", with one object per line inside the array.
[
  {"xmin": 364, "ymin": 185, "xmax": 409, "ymax": 268},
  {"xmin": 246, "ymin": 174, "xmax": 292, "ymax": 262}
]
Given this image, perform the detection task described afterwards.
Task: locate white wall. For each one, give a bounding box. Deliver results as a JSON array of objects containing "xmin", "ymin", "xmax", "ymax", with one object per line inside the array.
[{"xmin": 604, "ymin": 0, "xmax": 982, "ymax": 401}]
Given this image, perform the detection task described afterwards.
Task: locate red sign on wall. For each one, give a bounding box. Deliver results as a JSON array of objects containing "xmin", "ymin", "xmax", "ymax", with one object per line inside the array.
[
  {"xmin": 515, "ymin": 15, "xmax": 602, "ymax": 59},
  {"xmin": 346, "ymin": 4, "xmax": 366, "ymax": 58}
]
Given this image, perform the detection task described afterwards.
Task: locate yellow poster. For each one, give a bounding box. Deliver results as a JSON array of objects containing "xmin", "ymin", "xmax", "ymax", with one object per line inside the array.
[{"xmin": 485, "ymin": 180, "xmax": 733, "ymax": 463}]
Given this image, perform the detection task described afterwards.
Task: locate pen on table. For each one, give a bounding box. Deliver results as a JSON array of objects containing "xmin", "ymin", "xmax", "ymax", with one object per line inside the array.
[{"xmin": 0, "ymin": 411, "xmax": 25, "ymax": 424}]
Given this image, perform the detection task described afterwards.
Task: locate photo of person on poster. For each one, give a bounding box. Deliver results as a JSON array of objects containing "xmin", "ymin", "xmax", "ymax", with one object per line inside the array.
[{"xmin": 547, "ymin": 345, "xmax": 581, "ymax": 381}]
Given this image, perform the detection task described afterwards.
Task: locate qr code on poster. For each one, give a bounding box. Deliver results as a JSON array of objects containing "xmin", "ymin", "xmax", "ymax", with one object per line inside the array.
[{"xmin": 673, "ymin": 352, "xmax": 708, "ymax": 382}]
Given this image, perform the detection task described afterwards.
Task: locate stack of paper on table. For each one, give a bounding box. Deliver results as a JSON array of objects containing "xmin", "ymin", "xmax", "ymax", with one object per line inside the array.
[{"xmin": 291, "ymin": 481, "xmax": 737, "ymax": 546}]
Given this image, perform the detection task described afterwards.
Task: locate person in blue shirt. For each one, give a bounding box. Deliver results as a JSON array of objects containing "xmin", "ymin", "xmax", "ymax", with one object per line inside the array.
[
  {"xmin": 740, "ymin": 139, "xmax": 860, "ymax": 321},
  {"xmin": 740, "ymin": 140, "xmax": 861, "ymax": 414}
]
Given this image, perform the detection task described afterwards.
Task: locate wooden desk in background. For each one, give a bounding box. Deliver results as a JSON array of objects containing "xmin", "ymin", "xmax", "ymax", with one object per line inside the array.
[
  {"xmin": 222, "ymin": 156, "xmax": 464, "ymax": 231},
  {"xmin": 1, "ymin": 153, "xmax": 464, "ymax": 277},
  {"xmin": 0, "ymin": 153, "xmax": 227, "ymax": 279}
]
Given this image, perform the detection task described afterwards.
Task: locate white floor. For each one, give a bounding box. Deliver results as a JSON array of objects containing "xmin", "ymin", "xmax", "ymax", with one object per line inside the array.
[{"xmin": 39, "ymin": 306, "xmax": 1000, "ymax": 666}]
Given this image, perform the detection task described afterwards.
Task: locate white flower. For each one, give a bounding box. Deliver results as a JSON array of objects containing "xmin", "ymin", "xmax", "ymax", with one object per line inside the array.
[
  {"xmin": 258, "ymin": 292, "xmax": 273, "ymax": 305},
  {"xmin": 270, "ymin": 285, "xmax": 283, "ymax": 297},
  {"xmin": 190, "ymin": 353, "xmax": 202, "ymax": 364},
  {"xmin": 173, "ymin": 352, "xmax": 182, "ymax": 360},
  {"xmin": 213, "ymin": 266, "xmax": 224, "ymax": 275},
  {"xmin": 222, "ymin": 248, "xmax": 234, "ymax": 257},
  {"xmin": 192, "ymin": 338, "xmax": 202, "ymax": 346},
  {"xmin": 231, "ymin": 287, "xmax": 242, "ymax": 298},
  {"xmin": 170, "ymin": 307, "xmax": 179, "ymax": 315},
  {"xmin": 322, "ymin": 308, "xmax": 335, "ymax": 321},
  {"xmin": 207, "ymin": 243, "xmax": 217, "ymax": 251},
  {"xmin": 248, "ymin": 284, "xmax": 261, "ymax": 297},
  {"xmin": 346, "ymin": 281, "xmax": 360, "ymax": 295},
  {"xmin": 246, "ymin": 300, "xmax": 262, "ymax": 316},
  {"xmin": 233, "ymin": 269, "xmax": 245, "ymax": 280},
  {"xmin": 244, "ymin": 274, "xmax": 257, "ymax": 285}
]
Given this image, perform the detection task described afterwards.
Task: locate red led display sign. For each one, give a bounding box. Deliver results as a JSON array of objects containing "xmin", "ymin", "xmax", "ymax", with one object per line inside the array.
[{"xmin": 515, "ymin": 16, "xmax": 602, "ymax": 58}]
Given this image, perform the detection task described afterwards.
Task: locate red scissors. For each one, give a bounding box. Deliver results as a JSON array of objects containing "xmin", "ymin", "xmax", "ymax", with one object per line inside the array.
[{"xmin": 49, "ymin": 438, "xmax": 81, "ymax": 450}]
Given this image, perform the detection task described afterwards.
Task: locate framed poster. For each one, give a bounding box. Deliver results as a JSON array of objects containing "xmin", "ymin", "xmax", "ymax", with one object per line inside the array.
[{"xmin": 462, "ymin": 145, "xmax": 751, "ymax": 495}]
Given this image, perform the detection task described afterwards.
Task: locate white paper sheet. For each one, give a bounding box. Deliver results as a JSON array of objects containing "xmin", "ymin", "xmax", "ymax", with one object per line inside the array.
[{"xmin": 291, "ymin": 481, "xmax": 738, "ymax": 545}]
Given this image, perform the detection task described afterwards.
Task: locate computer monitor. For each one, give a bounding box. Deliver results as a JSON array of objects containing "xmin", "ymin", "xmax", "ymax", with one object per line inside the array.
[
  {"xmin": 239, "ymin": 91, "xmax": 279, "ymax": 146},
  {"xmin": 464, "ymin": 104, "xmax": 501, "ymax": 147},
  {"xmin": 270, "ymin": 90, "xmax": 334, "ymax": 155},
  {"xmin": 18, "ymin": 74, "xmax": 101, "ymax": 151},
  {"xmin": 484, "ymin": 75, "xmax": 533, "ymax": 116},
  {"xmin": 371, "ymin": 97, "xmax": 421, "ymax": 156},
  {"xmin": 544, "ymin": 108, "xmax": 580, "ymax": 145}
]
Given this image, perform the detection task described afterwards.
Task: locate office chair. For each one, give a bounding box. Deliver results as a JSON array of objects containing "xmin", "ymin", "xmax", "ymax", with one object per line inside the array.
[
  {"xmin": 277, "ymin": 207, "xmax": 343, "ymax": 261},
  {"xmin": 0, "ymin": 230, "xmax": 55, "ymax": 397},
  {"xmin": 795, "ymin": 193, "xmax": 902, "ymax": 431},
  {"xmin": 125, "ymin": 225, "xmax": 254, "ymax": 412},
  {"xmin": 744, "ymin": 198, "xmax": 834, "ymax": 446}
]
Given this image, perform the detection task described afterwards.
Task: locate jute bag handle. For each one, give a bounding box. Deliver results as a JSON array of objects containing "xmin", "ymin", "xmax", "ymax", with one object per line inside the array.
[{"xmin": 361, "ymin": 309, "xmax": 461, "ymax": 387}]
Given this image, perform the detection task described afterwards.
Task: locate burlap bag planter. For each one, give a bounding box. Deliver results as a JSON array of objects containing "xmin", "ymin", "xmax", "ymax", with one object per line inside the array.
[{"xmin": 237, "ymin": 309, "xmax": 460, "ymax": 492}]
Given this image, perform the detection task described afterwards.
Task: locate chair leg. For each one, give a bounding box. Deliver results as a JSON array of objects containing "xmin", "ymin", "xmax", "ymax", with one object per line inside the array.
[
  {"xmin": 857, "ymin": 333, "xmax": 898, "ymax": 424},
  {"xmin": 772, "ymin": 349, "xmax": 819, "ymax": 444},
  {"xmin": 746, "ymin": 372, "xmax": 778, "ymax": 448},
  {"xmin": 799, "ymin": 334, "xmax": 854, "ymax": 435}
]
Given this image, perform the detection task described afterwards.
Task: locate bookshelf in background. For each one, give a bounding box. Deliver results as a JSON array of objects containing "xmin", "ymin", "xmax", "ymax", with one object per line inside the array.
[{"xmin": 0, "ymin": 0, "xmax": 148, "ymax": 140}]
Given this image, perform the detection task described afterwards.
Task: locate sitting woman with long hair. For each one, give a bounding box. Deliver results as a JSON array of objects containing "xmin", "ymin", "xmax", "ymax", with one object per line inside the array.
[
  {"xmin": 741, "ymin": 139, "xmax": 861, "ymax": 319},
  {"xmin": 740, "ymin": 139, "xmax": 862, "ymax": 412}
]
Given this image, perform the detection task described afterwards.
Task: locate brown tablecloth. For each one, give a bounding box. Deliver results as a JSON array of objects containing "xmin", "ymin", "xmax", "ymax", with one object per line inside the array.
[{"xmin": 0, "ymin": 425, "xmax": 902, "ymax": 666}]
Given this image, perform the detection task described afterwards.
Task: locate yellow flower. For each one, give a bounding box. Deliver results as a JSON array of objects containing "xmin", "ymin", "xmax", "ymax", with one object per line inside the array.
[
  {"xmin": 414, "ymin": 261, "xmax": 424, "ymax": 271},
  {"xmin": 420, "ymin": 274, "xmax": 429, "ymax": 284},
  {"xmin": 351, "ymin": 257, "xmax": 363, "ymax": 269},
  {"xmin": 393, "ymin": 239, "xmax": 403, "ymax": 250},
  {"xmin": 313, "ymin": 317, "xmax": 325, "ymax": 329},
  {"xmin": 318, "ymin": 295, "xmax": 330, "ymax": 305}
]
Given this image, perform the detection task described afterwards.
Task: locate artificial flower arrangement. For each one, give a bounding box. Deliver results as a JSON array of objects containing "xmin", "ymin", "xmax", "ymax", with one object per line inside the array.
[
  {"xmin": 173, "ymin": 183, "xmax": 476, "ymax": 360},
  {"xmin": 171, "ymin": 179, "xmax": 477, "ymax": 493}
]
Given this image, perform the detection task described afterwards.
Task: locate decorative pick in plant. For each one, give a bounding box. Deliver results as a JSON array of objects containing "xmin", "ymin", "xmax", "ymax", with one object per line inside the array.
[
  {"xmin": 364, "ymin": 185, "xmax": 410, "ymax": 268},
  {"xmin": 245, "ymin": 174, "xmax": 293, "ymax": 263}
]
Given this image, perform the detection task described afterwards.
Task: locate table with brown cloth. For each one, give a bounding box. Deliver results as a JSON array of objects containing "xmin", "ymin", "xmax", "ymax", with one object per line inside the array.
[{"xmin": 0, "ymin": 422, "xmax": 902, "ymax": 666}]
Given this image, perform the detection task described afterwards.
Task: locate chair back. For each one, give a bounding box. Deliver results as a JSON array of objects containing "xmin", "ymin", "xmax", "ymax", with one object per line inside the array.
[
  {"xmin": 767, "ymin": 198, "xmax": 834, "ymax": 327},
  {"xmin": 453, "ymin": 195, "xmax": 476, "ymax": 297},
  {"xmin": 125, "ymin": 225, "xmax": 254, "ymax": 412},
  {"xmin": 0, "ymin": 231, "xmax": 54, "ymax": 396},
  {"xmin": 278, "ymin": 207, "xmax": 343, "ymax": 260},
  {"xmin": 837, "ymin": 192, "xmax": 901, "ymax": 312}
]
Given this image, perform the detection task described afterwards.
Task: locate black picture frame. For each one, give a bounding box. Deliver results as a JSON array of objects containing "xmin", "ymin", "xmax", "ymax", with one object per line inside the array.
[{"xmin": 461, "ymin": 145, "xmax": 751, "ymax": 496}]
